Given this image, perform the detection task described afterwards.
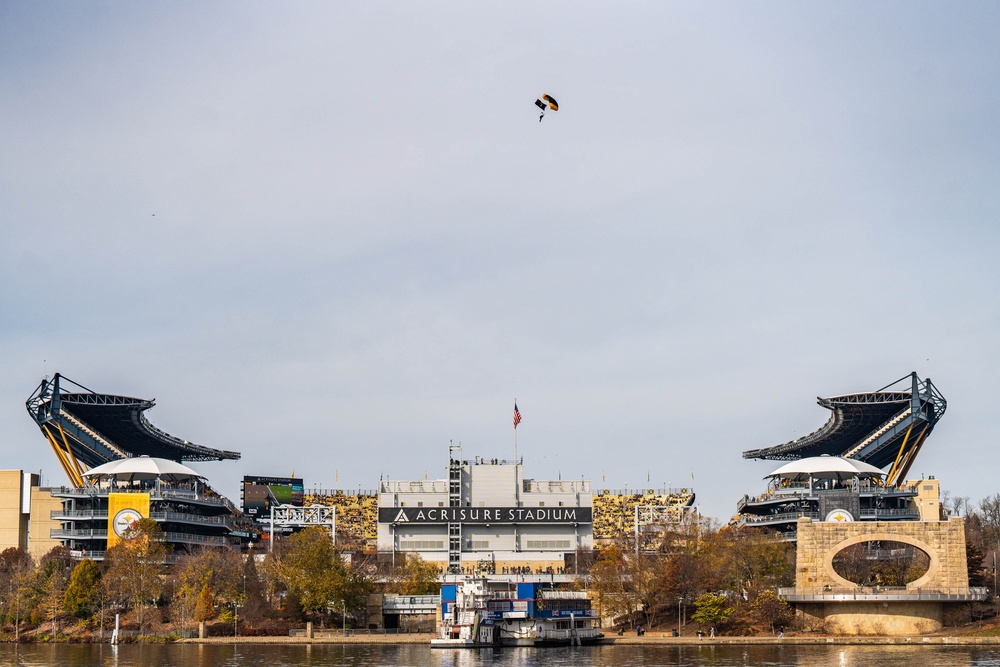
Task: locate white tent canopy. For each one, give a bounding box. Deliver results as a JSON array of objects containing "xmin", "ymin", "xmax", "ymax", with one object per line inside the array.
[
  {"xmin": 82, "ymin": 455, "xmax": 204, "ymax": 482},
  {"xmin": 765, "ymin": 455, "xmax": 884, "ymax": 482}
]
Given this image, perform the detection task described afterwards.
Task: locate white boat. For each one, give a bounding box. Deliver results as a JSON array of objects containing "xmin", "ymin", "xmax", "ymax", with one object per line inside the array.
[{"xmin": 433, "ymin": 576, "xmax": 604, "ymax": 648}]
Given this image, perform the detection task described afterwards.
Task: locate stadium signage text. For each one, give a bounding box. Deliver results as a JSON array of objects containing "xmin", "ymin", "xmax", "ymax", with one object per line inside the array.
[{"xmin": 379, "ymin": 507, "xmax": 592, "ymax": 524}]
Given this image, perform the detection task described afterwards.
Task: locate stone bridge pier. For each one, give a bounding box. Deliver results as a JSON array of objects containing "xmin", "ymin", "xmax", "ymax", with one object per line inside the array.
[{"xmin": 781, "ymin": 517, "xmax": 986, "ymax": 635}]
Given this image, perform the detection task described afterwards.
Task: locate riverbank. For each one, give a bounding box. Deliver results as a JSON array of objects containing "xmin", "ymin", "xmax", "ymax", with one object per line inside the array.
[{"xmin": 175, "ymin": 633, "xmax": 1000, "ymax": 646}]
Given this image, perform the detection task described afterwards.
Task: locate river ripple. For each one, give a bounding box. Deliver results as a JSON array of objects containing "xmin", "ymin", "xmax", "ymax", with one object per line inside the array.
[{"xmin": 3, "ymin": 643, "xmax": 1000, "ymax": 667}]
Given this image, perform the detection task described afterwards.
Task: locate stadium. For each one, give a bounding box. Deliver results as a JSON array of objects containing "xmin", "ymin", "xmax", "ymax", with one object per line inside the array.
[
  {"xmin": 16, "ymin": 373, "xmax": 697, "ymax": 567},
  {"xmin": 22, "ymin": 374, "xmax": 247, "ymax": 558},
  {"xmin": 735, "ymin": 372, "xmax": 947, "ymax": 536}
]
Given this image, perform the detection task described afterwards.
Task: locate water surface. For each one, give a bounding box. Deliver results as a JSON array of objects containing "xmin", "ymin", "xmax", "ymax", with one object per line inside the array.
[{"xmin": 3, "ymin": 643, "xmax": 1000, "ymax": 667}]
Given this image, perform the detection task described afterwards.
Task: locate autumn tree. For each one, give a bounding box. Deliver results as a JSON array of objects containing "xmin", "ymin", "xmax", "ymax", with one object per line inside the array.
[
  {"xmin": 64, "ymin": 558, "xmax": 101, "ymax": 620},
  {"xmin": 238, "ymin": 551, "xmax": 271, "ymax": 627},
  {"xmin": 691, "ymin": 592, "xmax": 732, "ymax": 628},
  {"xmin": 102, "ymin": 518, "xmax": 169, "ymax": 630},
  {"xmin": 394, "ymin": 554, "xmax": 440, "ymax": 596},
  {"xmin": 171, "ymin": 547, "xmax": 243, "ymax": 630},
  {"xmin": 194, "ymin": 584, "xmax": 216, "ymax": 622},
  {"xmin": 746, "ymin": 589, "xmax": 793, "ymax": 634},
  {"xmin": 716, "ymin": 528, "xmax": 794, "ymax": 599},
  {"xmin": 0, "ymin": 548, "xmax": 35, "ymax": 640},
  {"xmin": 277, "ymin": 526, "xmax": 373, "ymax": 624},
  {"xmin": 589, "ymin": 544, "xmax": 637, "ymax": 629},
  {"xmin": 37, "ymin": 546, "xmax": 73, "ymax": 633}
]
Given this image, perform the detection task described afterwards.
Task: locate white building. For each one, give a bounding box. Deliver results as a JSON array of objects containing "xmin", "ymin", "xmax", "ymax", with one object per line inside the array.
[{"xmin": 378, "ymin": 452, "xmax": 592, "ymax": 573}]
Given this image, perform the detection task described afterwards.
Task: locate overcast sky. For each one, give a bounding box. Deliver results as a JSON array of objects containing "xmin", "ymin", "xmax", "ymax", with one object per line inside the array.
[{"xmin": 2, "ymin": 3, "xmax": 999, "ymax": 521}]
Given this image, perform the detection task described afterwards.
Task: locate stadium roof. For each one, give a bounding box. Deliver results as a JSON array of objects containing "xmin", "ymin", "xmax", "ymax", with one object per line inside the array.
[
  {"xmin": 26, "ymin": 374, "xmax": 240, "ymax": 482},
  {"xmin": 743, "ymin": 372, "xmax": 946, "ymax": 481}
]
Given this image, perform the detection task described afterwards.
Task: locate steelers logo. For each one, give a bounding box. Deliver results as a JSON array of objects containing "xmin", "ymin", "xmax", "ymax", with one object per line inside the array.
[
  {"xmin": 112, "ymin": 508, "xmax": 143, "ymax": 538},
  {"xmin": 825, "ymin": 509, "xmax": 854, "ymax": 522}
]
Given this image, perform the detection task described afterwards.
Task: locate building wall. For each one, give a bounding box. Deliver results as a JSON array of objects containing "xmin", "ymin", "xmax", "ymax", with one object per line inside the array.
[
  {"xmin": 27, "ymin": 487, "xmax": 63, "ymax": 561},
  {"xmin": 0, "ymin": 470, "xmax": 28, "ymax": 552},
  {"xmin": 908, "ymin": 478, "xmax": 943, "ymax": 521}
]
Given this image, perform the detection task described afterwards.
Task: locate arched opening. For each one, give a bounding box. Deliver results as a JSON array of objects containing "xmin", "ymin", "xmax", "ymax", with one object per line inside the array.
[{"xmin": 831, "ymin": 540, "xmax": 930, "ymax": 587}]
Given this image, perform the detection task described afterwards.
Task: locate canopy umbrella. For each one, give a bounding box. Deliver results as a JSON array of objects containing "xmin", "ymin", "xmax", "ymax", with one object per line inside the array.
[
  {"xmin": 82, "ymin": 455, "xmax": 204, "ymax": 482},
  {"xmin": 765, "ymin": 455, "xmax": 884, "ymax": 482}
]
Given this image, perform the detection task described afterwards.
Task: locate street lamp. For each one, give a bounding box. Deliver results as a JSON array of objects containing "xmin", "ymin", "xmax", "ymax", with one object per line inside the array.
[
  {"xmin": 678, "ymin": 597, "xmax": 682, "ymax": 637},
  {"xmin": 341, "ymin": 600, "xmax": 347, "ymax": 635},
  {"xmin": 233, "ymin": 601, "xmax": 239, "ymax": 639}
]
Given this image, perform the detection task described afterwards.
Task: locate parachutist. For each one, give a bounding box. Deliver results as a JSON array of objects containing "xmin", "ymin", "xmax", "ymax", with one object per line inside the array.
[{"xmin": 534, "ymin": 94, "xmax": 557, "ymax": 122}]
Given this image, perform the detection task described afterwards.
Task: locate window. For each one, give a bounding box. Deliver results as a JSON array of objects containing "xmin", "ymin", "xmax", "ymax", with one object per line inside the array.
[
  {"xmin": 526, "ymin": 540, "xmax": 571, "ymax": 550},
  {"xmin": 399, "ymin": 540, "xmax": 445, "ymax": 550}
]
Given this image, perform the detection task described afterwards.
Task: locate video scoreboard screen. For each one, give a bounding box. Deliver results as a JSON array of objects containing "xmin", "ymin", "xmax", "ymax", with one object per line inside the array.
[{"xmin": 242, "ymin": 475, "xmax": 304, "ymax": 518}]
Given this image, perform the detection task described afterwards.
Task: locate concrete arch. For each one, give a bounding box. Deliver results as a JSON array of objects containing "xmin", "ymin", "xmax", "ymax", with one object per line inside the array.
[
  {"xmin": 822, "ymin": 532, "xmax": 938, "ymax": 589},
  {"xmin": 795, "ymin": 517, "xmax": 969, "ymax": 592}
]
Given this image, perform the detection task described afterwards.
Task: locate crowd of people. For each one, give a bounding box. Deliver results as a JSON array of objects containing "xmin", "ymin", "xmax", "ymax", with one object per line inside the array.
[
  {"xmin": 592, "ymin": 490, "xmax": 695, "ymax": 539},
  {"xmin": 303, "ymin": 491, "xmax": 378, "ymax": 545}
]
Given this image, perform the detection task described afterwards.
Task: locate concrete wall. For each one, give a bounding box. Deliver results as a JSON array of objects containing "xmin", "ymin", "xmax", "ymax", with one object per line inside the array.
[{"xmin": 797, "ymin": 601, "xmax": 944, "ymax": 635}]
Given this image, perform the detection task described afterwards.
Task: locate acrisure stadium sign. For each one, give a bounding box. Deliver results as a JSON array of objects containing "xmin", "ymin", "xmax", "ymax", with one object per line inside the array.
[{"xmin": 379, "ymin": 507, "xmax": 592, "ymax": 524}]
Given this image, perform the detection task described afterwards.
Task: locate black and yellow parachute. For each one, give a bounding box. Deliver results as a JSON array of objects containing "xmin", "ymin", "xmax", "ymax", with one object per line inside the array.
[{"xmin": 534, "ymin": 94, "xmax": 558, "ymax": 121}]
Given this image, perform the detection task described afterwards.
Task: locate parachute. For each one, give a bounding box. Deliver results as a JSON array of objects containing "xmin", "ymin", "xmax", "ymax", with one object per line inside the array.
[{"xmin": 534, "ymin": 94, "xmax": 558, "ymax": 122}]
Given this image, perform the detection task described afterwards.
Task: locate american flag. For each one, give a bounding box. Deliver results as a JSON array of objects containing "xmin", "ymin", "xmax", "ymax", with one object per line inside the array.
[{"xmin": 513, "ymin": 403, "xmax": 522, "ymax": 429}]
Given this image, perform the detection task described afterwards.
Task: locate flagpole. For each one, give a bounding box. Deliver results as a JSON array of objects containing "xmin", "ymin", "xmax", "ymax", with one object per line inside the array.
[{"xmin": 514, "ymin": 398, "xmax": 518, "ymax": 464}]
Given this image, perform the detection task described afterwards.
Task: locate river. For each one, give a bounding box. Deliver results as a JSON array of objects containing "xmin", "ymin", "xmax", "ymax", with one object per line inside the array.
[{"xmin": 3, "ymin": 643, "xmax": 1000, "ymax": 667}]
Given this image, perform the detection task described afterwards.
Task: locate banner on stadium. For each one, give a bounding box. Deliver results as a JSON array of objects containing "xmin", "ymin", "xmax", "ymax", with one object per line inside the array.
[
  {"xmin": 379, "ymin": 506, "xmax": 592, "ymax": 524},
  {"xmin": 107, "ymin": 492, "xmax": 150, "ymax": 548}
]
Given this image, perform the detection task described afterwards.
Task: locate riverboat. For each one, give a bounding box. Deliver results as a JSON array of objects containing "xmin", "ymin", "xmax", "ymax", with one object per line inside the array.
[{"xmin": 433, "ymin": 576, "xmax": 604, "ymax": 648}]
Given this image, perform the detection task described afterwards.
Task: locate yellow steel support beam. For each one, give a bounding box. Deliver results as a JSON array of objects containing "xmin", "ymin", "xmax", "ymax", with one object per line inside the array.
[
  {"xmin": 886, "ymin": 424, "xmax": 915, "ymax": 486},
  {"xmin": 42, "ymin": 425, "xmax": 84, "ymax": 488},
  {"xmin": 894, "ymin": 425, "xmax": 931, "ymax": 486},
  {"xmin": 56, "ymin": 423, "xmax": 88, "ymax": 482}
]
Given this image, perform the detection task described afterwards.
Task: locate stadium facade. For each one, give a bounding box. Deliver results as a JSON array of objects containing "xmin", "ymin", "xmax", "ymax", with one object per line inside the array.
[{"xmin": 377, "ymin": 447, "xmax": 593, "ymax": 573}]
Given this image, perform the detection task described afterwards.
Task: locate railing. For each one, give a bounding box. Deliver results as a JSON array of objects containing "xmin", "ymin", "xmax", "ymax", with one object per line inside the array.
[
  {"xmin": 48, "ymin": 485, "xmax": 234, "ymax": 508},
  {"xmin": 524, "ymin": 480, "xmax": 591, "ymax": 493},
  {"xmin": 289, "ymin": 628, "xmax": 422, "ymax": 637},
  {"xmin": 69, "ymin": 550, "xmax": 181, "ymax": 564},
  {"xmin": 163, "ymin": 532, "xmax": 231, "ymax": 546},
  {"xmin": 596, "ymin": 488, "xmax": 693, "ymax": 496},
  {"xmin": 779, "ymin": 586, "xmax": 989, "ymax": 602},
  {"xmin": 738, "ymin": 512, "xmax": 819, "ymax": 525},
  {"xmin": 55, "ymin": 529, "xmax": 231, "ymax": 546},
  {"xmin": 51, "ymin": 509, "xmax": 234, "ymax": 528},
  {"xmin": 309, "ymin": 488, "xmax": 380, "ymax": 497},
  {"xmin": 382, "ymin": 595, "xmax": 440, "ymax": 612},
  {"xmin": 857, "ymin": 508, "xmax": 921, "ymax": 519},
  {"xmin": 53, "ymin": 528, "xmax": 108, "ymax": 538}
]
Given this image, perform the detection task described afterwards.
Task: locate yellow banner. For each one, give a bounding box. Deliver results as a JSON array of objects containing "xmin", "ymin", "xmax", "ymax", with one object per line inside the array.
[{"xmin": 107, "ymin": 493, "xmax": 150, "ymax": 548}]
